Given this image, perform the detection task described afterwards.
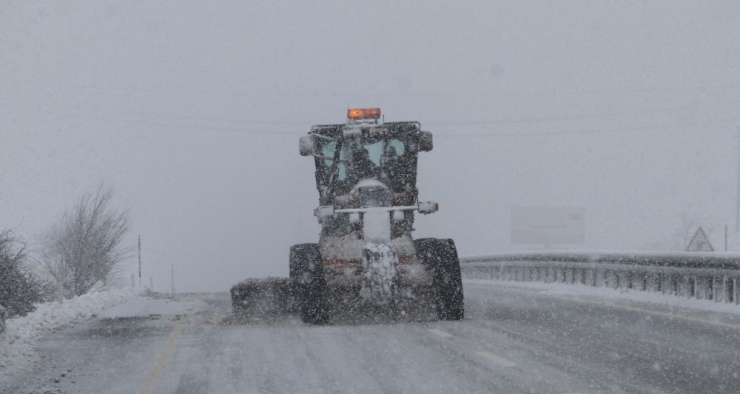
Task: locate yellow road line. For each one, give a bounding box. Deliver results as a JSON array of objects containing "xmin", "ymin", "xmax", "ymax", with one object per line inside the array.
[
  {"xmin": 427, "ymin": 328, "xmax": 453, "ymax": 338},
  {"xmin": 477, "ymin": 351, "xmax": 517, "ymax": 367},
  {"xmin": 470, "ymin": 283, "xmax": 740, "ymax": 331},
  {"xmin": 137, "ymin": 324, "xmax": 184, "ymax": 394},
  {"xmin": 547, "ymin": 293, "xmax": 740, "ymax": 330}
]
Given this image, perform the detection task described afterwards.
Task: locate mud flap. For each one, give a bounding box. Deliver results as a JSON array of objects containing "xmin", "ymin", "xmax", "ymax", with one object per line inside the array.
[{"xmin": 360, "ymin": 242, "xmax": 399, "ymax": 305}]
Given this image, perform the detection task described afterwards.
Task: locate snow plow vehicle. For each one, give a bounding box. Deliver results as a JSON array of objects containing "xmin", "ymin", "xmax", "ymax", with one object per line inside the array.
[{"xmin": 231, "ymin": 108, "xmax": 464, "ymax": 324}]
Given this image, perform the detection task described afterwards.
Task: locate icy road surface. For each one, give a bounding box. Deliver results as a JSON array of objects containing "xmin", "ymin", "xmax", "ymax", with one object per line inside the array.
[{"xmin": 8, "ymin": 282, "xmax": 740, "ymax": 394}]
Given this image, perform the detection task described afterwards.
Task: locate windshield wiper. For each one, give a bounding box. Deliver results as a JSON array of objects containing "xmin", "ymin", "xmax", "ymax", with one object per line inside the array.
[{"xmin": 323, "ymin": 138, "xmax": 343, "ymax": 201}]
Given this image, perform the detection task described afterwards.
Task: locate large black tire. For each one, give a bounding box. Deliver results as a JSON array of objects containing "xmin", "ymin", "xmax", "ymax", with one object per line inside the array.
[
  {"xmin": 290, "ymin": 243, "xmax": 328, "ymax": 325},
  {"xmin": 414, "ymin": 238, "xmax": 464, "ymax": 321}
]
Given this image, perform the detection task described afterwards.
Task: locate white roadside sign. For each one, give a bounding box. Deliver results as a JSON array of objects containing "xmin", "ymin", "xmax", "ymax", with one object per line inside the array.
[
  {"xmin": 685, "ymin": 227, "xmax": 714, "ymax": 252},
  {"xmin": 511, "ymin": 207, "xmax": 585, "ymax": 244}
]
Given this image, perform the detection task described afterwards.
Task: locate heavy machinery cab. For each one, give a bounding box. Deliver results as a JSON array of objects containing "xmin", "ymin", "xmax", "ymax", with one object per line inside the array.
[
  {"xmin": 300, "ymin": 111, "xmax": 433, "ymax": 247},
  {"xmin": 308, "ymin": 121, "xmax": 426, "ymax": 201}
]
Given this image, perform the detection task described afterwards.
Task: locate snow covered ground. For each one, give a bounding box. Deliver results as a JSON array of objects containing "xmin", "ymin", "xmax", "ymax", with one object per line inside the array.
[
  {"xmin": 0, "ymin": 288, "xmax": 139, "ymax": 386},
  {"xmin": 465, "ymin": 279, "xmax": 740, "ymax": 315},
  {"xmin": 4, "ymin": 280, "xmax": 740, "ymax": 392}
]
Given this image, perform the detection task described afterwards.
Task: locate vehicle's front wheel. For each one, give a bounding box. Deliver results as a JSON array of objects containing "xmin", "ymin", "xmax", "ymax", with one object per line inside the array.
[
  {"xmin": 290, "ymin": 243, "xmax": 328, "ymax": 325},
  {"xmin": 414, "ymin": 238, "xmax": 464, "ymax": 321}
]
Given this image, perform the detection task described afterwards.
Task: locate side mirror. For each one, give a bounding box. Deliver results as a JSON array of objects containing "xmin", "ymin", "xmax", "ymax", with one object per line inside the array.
[
  {"xmin": 313, "ymin": 206, "xmax": 335, "ymax": 222},
  {"xmin": 419, "ymin": 131, "xmax": 433, "ymax": 152},
  {"xmin": 418, "ymin": 201, "xmax": 439, "ymax": 214},
  {"xmin": 299, "ymin": 135, "xmax": 314, "ymax": 156}
]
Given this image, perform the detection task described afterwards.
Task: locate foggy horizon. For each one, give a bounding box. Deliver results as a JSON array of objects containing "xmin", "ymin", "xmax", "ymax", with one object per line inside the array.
[{"xmin": 2, "ymin": 1, "xmax": 739, "ymax": 292}]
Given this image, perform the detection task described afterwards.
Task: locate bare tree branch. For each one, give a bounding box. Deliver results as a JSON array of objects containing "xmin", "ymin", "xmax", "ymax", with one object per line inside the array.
[{"xmin": 41, "ymin": 184, "xmax": 132, "ymax": 297}]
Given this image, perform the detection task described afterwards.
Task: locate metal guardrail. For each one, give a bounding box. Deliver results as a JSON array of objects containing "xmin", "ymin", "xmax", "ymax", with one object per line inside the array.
[{"xmin": 460, "ymin": 252, "xmax": 740, "ymax": 304}]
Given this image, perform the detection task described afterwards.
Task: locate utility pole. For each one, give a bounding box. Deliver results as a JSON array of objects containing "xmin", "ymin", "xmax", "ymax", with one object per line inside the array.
[
  {"xmin": 736, "ymin": 130, "xmax": 740, "ymax": 233},
  {"xmin": 138, "ymin": 235, "xmax": 142, "ymax": 287}
]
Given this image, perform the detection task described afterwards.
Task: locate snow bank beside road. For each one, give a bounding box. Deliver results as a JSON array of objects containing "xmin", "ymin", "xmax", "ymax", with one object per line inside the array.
[{"xmin": 0, "ymin": 288, "xmax": 139, "ymax": 386}]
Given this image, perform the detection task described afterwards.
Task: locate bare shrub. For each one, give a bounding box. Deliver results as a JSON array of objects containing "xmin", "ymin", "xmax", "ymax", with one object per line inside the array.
[
  {"xmin": 0, "ymin": 230, "xmax": 52, "ymax": 317},
  {"xmin": 42, "ymin": 185, "xmax": 132, "ymax": 298}
]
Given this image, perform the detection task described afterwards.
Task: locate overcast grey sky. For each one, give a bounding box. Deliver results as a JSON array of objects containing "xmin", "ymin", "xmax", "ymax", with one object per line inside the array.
[{"xmin": 2, "ymin": 1, "xmax": 740, "ymax": 292}]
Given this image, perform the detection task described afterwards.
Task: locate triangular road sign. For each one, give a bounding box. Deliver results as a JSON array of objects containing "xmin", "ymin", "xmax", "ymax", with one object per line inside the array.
[{"xmin": 685, "ymin": 227, "xmax": 714, "ymax": 252}]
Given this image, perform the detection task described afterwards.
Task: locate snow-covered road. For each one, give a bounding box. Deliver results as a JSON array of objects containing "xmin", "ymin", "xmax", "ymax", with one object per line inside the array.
[{"xmin": 7, "ymin": 281, "xmax": 740, "ymax": 393}]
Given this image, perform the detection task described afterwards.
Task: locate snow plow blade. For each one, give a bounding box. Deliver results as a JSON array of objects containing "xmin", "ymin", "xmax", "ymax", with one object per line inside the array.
[{"xmin": 230, "ymin": 277, "xmax": 296, "ymax": 316}]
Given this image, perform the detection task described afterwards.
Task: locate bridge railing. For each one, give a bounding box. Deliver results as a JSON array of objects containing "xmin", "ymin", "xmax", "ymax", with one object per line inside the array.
[{"xmin": 460, "ymin": 251, "xmax": 740, "ymax": 304}]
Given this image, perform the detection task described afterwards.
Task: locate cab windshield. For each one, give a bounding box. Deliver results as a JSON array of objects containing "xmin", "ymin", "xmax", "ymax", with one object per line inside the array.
[{"xmin": 316, "ymin": 136, "xmax": 411, "ymax": 194}]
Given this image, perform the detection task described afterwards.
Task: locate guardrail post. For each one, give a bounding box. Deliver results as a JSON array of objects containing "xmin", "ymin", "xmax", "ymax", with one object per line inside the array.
[
  {"xmin": 618, "ymin": 271, "xmax": 629, "ymax": 290},
  {"xmin": 662, "ymin": 274, "xmax": 671, "ymax": 296},
  {"xmin": 605, "ymin": 270, "xmax": 614, "ymax": 289},
  {"xmin": 679, "ymin": 275, "xmax": 689, "ymax": 298},
  {"xmin": 672, "ymin": 274, "xmax": 679, "ymax": 296},
  {"xmin": 694, "ymin": 277, "xmax": 701, "ymax": 299},
  {"xmin": 716, "ymin": 276, "xmax": 725, "ymax": 303},
  {"xmin": 645, "ymin": 273, "xmax": 655, "ymax": 293},
  {"xmin": 696, "ymin": 277, "xmax": 705, "ymax": 300}
]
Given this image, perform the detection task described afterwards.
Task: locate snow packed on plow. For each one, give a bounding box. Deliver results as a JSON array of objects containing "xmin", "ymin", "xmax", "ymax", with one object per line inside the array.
[{"xmin": 228, "ymin": 277, "xmax": 439, "ymax": 325}]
